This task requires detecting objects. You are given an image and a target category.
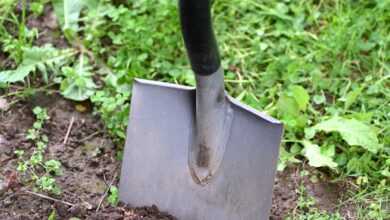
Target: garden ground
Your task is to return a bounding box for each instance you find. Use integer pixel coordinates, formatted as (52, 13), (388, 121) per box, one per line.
(0, 0), (389, 219)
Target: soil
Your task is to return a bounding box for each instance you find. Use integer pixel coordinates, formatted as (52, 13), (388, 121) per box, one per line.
(0, 93), (352, 220)
(0, 93), (175, 220)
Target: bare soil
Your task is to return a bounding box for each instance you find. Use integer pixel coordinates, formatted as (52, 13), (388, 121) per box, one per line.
(0, 93), (350, 220)
(0, 93), (174, 220)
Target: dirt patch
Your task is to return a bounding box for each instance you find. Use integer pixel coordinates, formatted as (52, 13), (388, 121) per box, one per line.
(271, 167), (300, 219)
(271, 166), (356, 220)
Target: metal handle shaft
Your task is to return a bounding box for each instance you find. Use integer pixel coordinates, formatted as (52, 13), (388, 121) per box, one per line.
(179, 0), (233, 185)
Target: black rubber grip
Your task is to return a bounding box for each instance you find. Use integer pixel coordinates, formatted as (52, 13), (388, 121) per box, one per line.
(179, 0), (220, 75)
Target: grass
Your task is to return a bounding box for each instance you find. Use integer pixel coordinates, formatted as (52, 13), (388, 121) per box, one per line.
(0, 0), (389, 218)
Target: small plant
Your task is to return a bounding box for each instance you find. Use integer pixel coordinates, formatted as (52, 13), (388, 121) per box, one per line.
(60, 55), (97, 101)
(15, 106), (62, 195)
(353, 182), (390, 220)
(47, 209), (57, 220)
(0, 45), (75, 84)
(286, 184), (343, 220)
(107, 185), (119, 206)
(91, 90), (129, 140)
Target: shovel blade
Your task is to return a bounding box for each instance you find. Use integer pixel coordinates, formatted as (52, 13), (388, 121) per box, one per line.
(119, 79), (283, 220)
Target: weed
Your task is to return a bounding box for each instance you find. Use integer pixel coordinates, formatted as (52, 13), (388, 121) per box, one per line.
(60, 55), (97, 101)
(347, 181), (390, 220)
(287, 184), (343, 220)
(91, 90), (129, 140)
(47, 208), (57, 220)
(0, 45), (76, 84)
(14, 106), (62, 195)
(107, 185), (119, 207)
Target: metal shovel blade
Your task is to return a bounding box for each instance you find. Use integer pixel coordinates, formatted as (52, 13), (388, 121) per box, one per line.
(119, 79), (283, 220)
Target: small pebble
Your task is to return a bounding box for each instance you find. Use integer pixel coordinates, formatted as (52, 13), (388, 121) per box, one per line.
(0, 178), (7, 196)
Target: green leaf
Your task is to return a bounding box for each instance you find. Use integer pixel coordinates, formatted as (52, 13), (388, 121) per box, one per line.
(289, 85), (310, 111)
(381, 168), (390, 177)
(346, 153), (375, 176)
(48, 209), (56, 220)
(313, 93), (326, 105)
(0, 66), (33, 83)
(32, 106), (43, 116)
(0, 70), (12, 82)
(0, 46), (74, 83)
(277, 144), (301, 171)
(344, 86), (363, 110)
(335, 153), (347, 166)
(60, 56), (96, 101)
(17, 162), (28, 172)
(304, 127), (316, 139)
(37, 175), (61, 195)
(313, 117), (381, 153)
(30, 2), (44, 16)
(45, 160), (62, 176)
(277, 93), (308, 128)
(107, 186), (119, 206)
(53, 0), (84, 32)
(14, 150), (25, 158)
(321, 144), (335, 157)
(30, 152), (43, 165)
(303, 141), (337, 168)
(277, 94), (298, 117)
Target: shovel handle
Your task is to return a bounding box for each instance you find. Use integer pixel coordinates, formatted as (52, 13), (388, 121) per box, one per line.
(179, 0), (220, 75)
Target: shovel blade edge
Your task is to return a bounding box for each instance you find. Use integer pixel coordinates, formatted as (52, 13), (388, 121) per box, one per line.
(119, 79), (283, 220)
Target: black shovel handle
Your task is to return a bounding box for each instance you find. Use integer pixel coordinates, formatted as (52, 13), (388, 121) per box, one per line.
(179, 0), (220, 75)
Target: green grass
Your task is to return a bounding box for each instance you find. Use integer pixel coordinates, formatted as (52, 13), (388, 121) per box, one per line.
(350, 183), (389, 220)
(0, 0), (389, 218)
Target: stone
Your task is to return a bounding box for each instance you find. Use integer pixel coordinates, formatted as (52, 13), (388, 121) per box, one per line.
(0, 178), (7, 196)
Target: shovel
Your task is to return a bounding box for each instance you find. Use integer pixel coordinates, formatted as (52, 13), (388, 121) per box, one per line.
(119, 0), (283, 219)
